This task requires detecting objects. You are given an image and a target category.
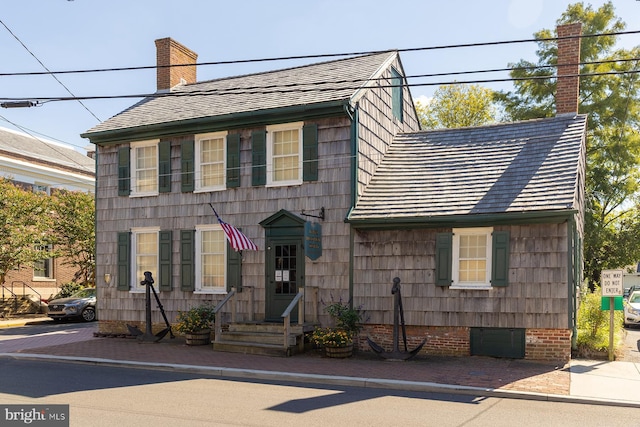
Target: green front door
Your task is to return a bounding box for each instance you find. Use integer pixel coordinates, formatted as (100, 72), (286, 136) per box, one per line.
(260, 209), (306, 323)
(265, 239), (302, 321)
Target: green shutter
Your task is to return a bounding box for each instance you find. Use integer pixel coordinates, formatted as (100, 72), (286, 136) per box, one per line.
(117, 232), (131, 290)
(118, 147), (130, 196)
(158, 140), (171, 193)
(180, 229), (195, 291)
(391, 68), (403, 123)
(227, 240), (242, 292)
(227, 133), (241, 188)
(491, 231), (510, 287)
(251, 130), (266, 186)
(181, 139), (195, 192)
(435, 232), (452, 287)
(159, 230), (172, 291)
(303, 124), (318, 182)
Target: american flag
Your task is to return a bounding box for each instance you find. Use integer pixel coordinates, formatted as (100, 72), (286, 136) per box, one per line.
(210, 205), (258, 252)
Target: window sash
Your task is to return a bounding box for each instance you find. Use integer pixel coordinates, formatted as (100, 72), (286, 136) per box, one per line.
(196, 225), (226, 293)
(131, 141), (159, 195)
(132, 228), (158, 291)
(267, 123), (302, 186)
(452, 228), (492, 288)
(196, 132), (226, 191)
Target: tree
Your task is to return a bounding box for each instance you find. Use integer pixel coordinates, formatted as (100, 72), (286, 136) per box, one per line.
(0, 178), (55, 287)
(495, 2), (640, 288)
(50, 189), (96, 286)
(415, 83), (498, 129)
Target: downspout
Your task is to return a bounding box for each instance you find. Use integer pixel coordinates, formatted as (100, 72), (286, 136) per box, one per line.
(345, 103), (358, 304)
(568, 215), (578, 350)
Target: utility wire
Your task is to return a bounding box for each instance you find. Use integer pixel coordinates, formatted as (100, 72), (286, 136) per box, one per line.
(0, 29), (638, 78)
(2, 68), (638, 104)
(0, 18), (101, 122)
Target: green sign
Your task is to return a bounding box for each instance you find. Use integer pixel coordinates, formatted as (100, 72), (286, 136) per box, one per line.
(601, 296), (623, 311)
(304, 222), (322, 260)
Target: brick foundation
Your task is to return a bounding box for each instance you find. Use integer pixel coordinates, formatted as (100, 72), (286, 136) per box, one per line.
(525, 328), (572, 362)
(357, 324), (572, 362)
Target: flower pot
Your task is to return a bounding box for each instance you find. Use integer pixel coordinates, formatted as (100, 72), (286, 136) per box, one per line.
(185, 329), (211, 346)
(325, 343), (353, 358)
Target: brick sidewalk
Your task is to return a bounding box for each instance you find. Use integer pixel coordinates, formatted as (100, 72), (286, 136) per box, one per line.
(9, 333), (570, 395)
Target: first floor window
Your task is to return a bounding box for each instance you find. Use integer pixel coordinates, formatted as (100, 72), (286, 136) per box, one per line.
(435, 228), (510, 288)
(452, 228), (492, 288)
(195, 225), (226, 293)
(34, 245), (54, 280)
(132, 227), (159, 291)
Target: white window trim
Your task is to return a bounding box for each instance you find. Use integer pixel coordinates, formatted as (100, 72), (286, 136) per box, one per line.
(195, 224), (227, 295)
(266, 122), (303, 187)
(130, 226), (160, 293)
(195, 131), (227, 192)
(451, 227), (492, 290)
(130, 139), (160, 197)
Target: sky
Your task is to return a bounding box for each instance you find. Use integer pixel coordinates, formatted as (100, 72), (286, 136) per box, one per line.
(0, 0), (639, 155)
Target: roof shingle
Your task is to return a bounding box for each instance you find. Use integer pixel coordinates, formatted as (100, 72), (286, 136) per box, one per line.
(348, 114), (587, 222)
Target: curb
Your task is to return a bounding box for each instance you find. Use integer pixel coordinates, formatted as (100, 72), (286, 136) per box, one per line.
(3, 352), (640, 409)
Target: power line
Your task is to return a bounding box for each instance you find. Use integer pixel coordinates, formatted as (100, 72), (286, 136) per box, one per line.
(2, 68), (638, 105)
(0, 18), (101, 122)
(0, 29), (638, 78)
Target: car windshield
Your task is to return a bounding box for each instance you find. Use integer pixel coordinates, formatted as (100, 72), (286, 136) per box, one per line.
(71, 288), (96, 299)
(629, 293), (640, 304)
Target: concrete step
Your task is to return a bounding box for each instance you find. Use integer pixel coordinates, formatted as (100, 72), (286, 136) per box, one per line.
(221, 330), (298, 346)
(212, 340), (298, 357)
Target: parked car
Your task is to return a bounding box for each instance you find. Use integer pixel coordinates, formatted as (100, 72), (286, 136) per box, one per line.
(623, 291), (640, 328)
(47, 287), (97, 322)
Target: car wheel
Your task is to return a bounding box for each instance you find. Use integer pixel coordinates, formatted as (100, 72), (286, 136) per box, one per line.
(81, 307), (96, 322)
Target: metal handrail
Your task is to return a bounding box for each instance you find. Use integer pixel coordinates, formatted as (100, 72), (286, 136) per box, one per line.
(15, 281), (41, 309)
(1, 285), (17, 301)
(213, 288), (237, 343)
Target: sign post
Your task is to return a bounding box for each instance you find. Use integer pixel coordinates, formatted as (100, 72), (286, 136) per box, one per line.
(601, 269), (623, 361)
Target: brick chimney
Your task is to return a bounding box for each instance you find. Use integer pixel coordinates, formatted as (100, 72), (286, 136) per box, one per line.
(556, 23), (582, 115)
(154, 38), (198, 91)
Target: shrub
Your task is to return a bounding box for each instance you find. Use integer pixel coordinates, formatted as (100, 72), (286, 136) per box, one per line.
(175, 304), (215, 334)
(576, 286), (623, 352)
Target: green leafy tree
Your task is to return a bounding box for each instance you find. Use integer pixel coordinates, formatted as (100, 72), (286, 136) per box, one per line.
(0, 178), (55, 287)
(495, 2), (640, 288)
(415, 83), (498, 129)
(50, 189), (96, 286)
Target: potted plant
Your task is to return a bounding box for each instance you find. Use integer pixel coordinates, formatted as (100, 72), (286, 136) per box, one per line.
(175, 304), (215, 346)
(311, 297), (365, 358)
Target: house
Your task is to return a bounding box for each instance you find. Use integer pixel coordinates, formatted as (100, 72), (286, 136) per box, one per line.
(347, 23), (586, 362)
(0, 127), (95, 302)
(83, 23), (585, 362)
(81, 39), (420, 342)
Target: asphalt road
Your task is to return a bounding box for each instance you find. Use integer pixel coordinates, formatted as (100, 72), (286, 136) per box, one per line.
(1, 358), (638, 427)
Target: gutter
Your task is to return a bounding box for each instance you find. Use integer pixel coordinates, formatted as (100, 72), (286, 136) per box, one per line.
(346, 209), (579, 230)
(82, 100), (349, 145)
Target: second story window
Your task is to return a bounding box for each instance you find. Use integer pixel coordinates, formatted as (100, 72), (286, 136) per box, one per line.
(196, 132), (226, 191)
(267, 122), (303, 186)
(131, 140), (158, 196)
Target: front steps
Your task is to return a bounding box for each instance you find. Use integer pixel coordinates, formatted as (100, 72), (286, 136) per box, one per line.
(0, 296), (45, 318)
(213, 322), (315, 357)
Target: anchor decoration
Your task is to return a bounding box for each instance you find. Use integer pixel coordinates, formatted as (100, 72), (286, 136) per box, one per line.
(367, 277), (426, 360)
(126, 271), (175, 342)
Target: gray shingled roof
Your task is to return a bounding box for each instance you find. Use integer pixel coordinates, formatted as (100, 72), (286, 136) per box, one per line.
(0, 127), (94, 175)
(84, 51), (397, 137)
(348, 114), (587, 222)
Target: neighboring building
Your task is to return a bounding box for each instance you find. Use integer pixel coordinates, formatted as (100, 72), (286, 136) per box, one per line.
(0, 127), (95, 301)
(83, 24), (585, 361)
